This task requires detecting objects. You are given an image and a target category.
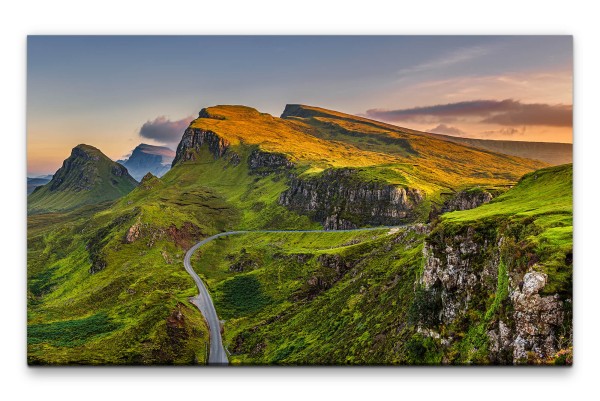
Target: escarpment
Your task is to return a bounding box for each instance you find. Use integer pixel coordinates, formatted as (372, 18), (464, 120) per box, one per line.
(441, 189), (493, 214)
(172, 128), (232, 165)
(248, 149), (294, 175)
(278, 168), (423, 230)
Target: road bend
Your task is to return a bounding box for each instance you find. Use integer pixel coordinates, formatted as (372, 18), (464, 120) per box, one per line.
(183, 226), (397, 365)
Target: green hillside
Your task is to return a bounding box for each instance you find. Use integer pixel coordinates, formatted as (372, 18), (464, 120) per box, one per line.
(28, 144), (138, 214)
(186, 164), (572, 364)
(27, 105), (571, 365)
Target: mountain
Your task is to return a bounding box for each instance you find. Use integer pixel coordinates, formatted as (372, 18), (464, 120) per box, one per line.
(28, 144), (138, 214)
(118, 143), (175, 181)
(27, 105), (571, 366)
(27, 175), (52, 195)
(426, 134), (572, 165)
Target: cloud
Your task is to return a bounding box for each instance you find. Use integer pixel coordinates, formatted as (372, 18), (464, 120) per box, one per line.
(397, 46), (489, 77)
(365, 99), (572, 127)
(429, 124), (468, 137)
(139, 116), (194, 145)
(480, 103), (572, 126)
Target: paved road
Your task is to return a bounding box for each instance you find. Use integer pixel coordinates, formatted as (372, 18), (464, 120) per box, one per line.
(183, 226), (396, 365)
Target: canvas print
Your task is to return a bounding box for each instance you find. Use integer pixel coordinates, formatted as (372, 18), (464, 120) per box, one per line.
(27, 36), (573, 366)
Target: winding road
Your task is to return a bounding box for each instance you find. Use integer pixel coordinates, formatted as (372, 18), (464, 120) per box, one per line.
(183, 227), (396, 365)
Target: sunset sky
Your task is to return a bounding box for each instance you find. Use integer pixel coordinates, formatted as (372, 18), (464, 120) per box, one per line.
(27, 36), (572, 176)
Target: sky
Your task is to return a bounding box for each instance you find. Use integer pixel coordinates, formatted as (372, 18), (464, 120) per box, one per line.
(27, 36), (573, 175)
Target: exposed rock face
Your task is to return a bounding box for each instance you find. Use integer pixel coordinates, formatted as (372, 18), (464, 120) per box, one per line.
(318, 253), (355, 276)
(440, 189), (493, 214)
(420, 225), (570, 364)
(248, 149), (294, 175)
(123, 220), (202, 249)
(226, 249), (259, 273)
(429, 189), (494, 220)
(124, 222), (142, 243)
(278, 168), (423, 229)
(172, 128), (232, 166)
(509, 272), (565, 363)
(421, 228), (498, 326)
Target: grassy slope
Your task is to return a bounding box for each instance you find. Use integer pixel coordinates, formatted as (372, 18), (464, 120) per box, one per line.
(28, 144), (138, 214)
(191, 227), (427, 364)
(27, 195), (210, 364)
(187, 164), (572, 365)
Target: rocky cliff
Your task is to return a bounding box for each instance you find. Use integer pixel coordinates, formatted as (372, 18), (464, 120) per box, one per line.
(278, 168), (423, 229)
(172, 127), (233, 166)
(440, 189), (493, 214)
(417, 221), (571, 364)
(247, 149), (294, 175)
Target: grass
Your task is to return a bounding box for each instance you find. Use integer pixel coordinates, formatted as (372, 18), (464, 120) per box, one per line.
(443, 164), (572, 223)
(215, 275), (273, 318)
(28, 312), (120, 347)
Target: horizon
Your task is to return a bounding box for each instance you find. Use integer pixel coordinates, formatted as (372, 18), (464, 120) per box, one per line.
(27, 36), (573, 175)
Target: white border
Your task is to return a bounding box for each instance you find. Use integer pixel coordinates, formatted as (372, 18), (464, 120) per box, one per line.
(3, 1), (598, 400)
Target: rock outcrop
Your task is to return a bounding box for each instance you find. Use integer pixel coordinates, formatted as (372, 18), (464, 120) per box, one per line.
(123, 220), (202, 249)
(172, 128), (232, 166)
(508, 271), (565, 363)
(278, 168), (423, 229)
(440, 189), (493, 214)
(248, 149), (294, 175)
(419, 223), (570, 364)
(429, 188), (494, 220)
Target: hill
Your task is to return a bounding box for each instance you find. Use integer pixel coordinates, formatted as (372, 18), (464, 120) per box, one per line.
(28, 144), (138, 214)
(118, 143), (175, 181)
(26, 105), (570, 365)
